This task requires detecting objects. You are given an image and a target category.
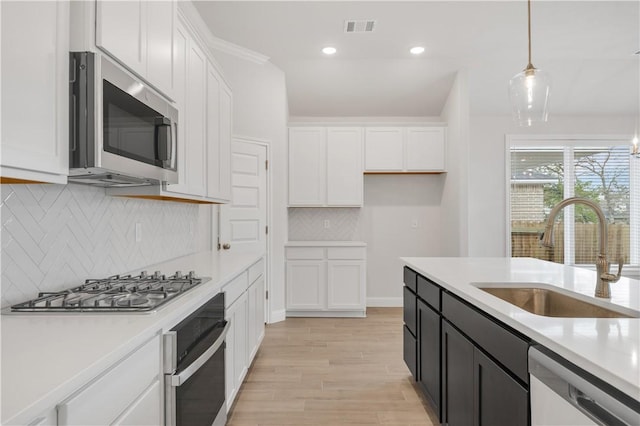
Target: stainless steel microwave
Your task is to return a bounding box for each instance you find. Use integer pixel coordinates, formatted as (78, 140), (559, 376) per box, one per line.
(69, 52), (178, 187)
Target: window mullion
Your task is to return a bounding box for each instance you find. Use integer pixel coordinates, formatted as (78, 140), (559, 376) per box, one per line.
(564, 146), (575, 265)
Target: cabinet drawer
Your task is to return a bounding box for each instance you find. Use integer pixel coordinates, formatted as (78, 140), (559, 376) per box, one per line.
(327, 247), (365, 260)
(58, 336), (160, 425)
(403, 286), (417, 335)
(417, 275), (440, 311)
(248, 258), (264, 284)
(403, 267), (417, 292)
(442, 292), (529, 383)
(286, 247), (324, 260)
(223, 272), (249, 307)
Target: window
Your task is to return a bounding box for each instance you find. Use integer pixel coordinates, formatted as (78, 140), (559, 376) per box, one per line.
(508, 137), (639, 272)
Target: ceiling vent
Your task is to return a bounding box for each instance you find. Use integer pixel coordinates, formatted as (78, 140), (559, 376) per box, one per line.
(344, 20), (376, 33)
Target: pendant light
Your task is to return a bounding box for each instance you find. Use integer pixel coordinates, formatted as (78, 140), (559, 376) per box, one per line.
(509, 0), (551, 126)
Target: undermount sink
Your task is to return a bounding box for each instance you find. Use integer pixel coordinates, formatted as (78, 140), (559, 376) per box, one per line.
(477, 286), (638, 318)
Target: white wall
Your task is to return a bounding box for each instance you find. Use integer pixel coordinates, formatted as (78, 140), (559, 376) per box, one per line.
(211, 51), (289, 322)
(468, 115), (636, 257)
(439, 70), (470, 256)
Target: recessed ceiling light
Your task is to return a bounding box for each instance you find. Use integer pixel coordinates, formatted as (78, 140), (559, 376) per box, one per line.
(322, 47), (337, 55)
(410, 46), (425, 55)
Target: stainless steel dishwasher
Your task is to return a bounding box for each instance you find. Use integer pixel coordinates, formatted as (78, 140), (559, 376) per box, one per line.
(529, 346), (640, 426)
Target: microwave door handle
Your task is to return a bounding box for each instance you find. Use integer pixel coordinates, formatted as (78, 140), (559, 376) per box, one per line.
(154, 116), (172, 165)
(170, 321), (230, 387)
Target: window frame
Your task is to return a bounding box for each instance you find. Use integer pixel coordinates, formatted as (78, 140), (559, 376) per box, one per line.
(505, 134), (639, 268)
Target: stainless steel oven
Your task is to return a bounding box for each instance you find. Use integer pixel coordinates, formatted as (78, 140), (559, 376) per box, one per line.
(164, 292), (228, 426)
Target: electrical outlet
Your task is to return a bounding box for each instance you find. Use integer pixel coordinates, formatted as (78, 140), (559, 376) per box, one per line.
(324, 220), (331, 229)
(135, 223), (142, 242)
(411, 220), (419, 229)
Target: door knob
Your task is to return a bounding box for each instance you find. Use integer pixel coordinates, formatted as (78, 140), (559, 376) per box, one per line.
(222, 243), (231, 250)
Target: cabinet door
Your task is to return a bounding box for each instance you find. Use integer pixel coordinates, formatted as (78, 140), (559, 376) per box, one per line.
(406, 127), (446, 171)
(442, 322), (474, 426)
(286, 261), (325, 310)
(327, 260), (365, 310)
(112, 380), (162, 426)
(164, 20), (188, 194)
(475, 349), (528, 426)
(364, 128), (403, 171)
(146, 0), (175, 97)
(418, 299), (441, 420)
(225, 292), (248, 409)
(403, 325), (418, 380)
(218, 83), (233, 201)
(326, 128), (363, 206)
(96, 0), (146, 77)
(206, 63), (222, 199)
(1, 0), (69, 183)
(288, 128), (325, 206)
(185, 41), (207, 196)
(247, 275), (266, 362)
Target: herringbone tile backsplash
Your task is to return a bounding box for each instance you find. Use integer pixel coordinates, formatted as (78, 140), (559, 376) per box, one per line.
(1, 184), (211, 308)
(288, 208), (362, 241)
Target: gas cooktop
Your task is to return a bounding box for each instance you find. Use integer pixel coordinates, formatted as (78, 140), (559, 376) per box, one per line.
(10, 271), (209, 313)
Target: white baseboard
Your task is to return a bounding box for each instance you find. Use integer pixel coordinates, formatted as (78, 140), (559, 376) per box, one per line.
(286, 310), (366, 318)
(366, 297), (402, 307)
(269, 309), (286, 324)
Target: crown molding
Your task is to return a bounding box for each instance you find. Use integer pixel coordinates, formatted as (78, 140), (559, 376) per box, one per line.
(178, 0), (270, 65)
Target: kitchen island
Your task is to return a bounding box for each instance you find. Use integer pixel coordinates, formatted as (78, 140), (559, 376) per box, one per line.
(402, 257), (640, 424)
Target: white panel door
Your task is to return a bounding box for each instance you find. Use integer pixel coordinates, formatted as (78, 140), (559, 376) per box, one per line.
(406, 127), (446, 171)
(219, 140), (267, 253)
(96, 0), (146, 77)
(327, 128), (363, 206)
(145, 0), (174, 97)
(185, 41), (207, 196)
(288, 128), (325, 205)
(1, 0), (69, 183)
(364, 128), (403, 171)
(327, 261), (366, 310)
(286, 261), (325, 310)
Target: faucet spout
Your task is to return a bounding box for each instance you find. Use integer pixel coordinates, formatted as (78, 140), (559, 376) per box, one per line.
(540, 197), (622, 298)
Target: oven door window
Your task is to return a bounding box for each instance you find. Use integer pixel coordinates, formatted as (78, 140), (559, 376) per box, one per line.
(102, 80), (171, 168)
(175, 343), (226, 426)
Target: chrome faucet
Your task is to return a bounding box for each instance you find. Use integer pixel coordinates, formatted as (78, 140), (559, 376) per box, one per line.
(540, 197), (623, 298)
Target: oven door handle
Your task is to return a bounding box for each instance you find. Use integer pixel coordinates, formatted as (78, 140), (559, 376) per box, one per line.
(170, 321), (230, 387)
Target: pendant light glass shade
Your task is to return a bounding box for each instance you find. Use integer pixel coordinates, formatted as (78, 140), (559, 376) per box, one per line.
(509, 0), (551, 126)
(509, 65), (551, 126)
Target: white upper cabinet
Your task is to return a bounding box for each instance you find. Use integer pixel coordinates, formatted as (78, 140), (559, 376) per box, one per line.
(288, 127), (363, 207)
(0, 0), (69, 184)
(326, 128), (363, 206)
(289, 128), (326, 206)
(207, 71), (232, 203)
(406, 127), (446, 172)
(364, 127), (447, 173)
(95, 0), (175, 99)
(364, 128), (404, 171)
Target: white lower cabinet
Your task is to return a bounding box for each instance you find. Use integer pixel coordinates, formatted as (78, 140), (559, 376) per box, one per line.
(286, 244), (366, 317)
(223, 257), (265, 410)
(57, 335), (162, 425)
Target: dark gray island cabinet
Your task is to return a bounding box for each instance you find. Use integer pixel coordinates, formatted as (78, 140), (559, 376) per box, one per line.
(403, 266), (530, 426)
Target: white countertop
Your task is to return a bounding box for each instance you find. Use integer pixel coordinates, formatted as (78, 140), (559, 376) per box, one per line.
(401, 257), (640, 402)
(286, 241), (366, 247)
(1, 250), (264, 425)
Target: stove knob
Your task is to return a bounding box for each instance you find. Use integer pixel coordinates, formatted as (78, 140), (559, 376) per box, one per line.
(175, 271), (183, 279)
(140, 271), (148, 278)
(153, 271), (162, 279)
(188, 271), (196, 279)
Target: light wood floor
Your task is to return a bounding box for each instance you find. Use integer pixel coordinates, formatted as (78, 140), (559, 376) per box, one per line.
(227, 308), (439, 426)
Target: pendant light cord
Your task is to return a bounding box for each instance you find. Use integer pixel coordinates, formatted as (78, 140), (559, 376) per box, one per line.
(527, 0), (533, 69)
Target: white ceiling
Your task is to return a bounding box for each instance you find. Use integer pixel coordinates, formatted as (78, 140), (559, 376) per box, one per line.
(193, 1), (640, 118)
